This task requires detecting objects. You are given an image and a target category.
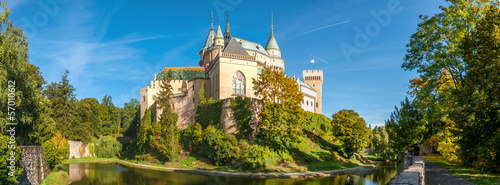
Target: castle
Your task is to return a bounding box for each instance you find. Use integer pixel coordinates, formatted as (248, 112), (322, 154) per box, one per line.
(140, 13), (323, 129)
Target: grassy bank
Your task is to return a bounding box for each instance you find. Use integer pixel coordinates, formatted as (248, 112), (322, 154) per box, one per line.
(424, 153), (500, 185)
(41, 171), (71, 185)
(64, 157), (119, 163)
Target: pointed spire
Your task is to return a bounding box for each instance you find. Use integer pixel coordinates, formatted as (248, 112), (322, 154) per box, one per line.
(225, 11), (231, 41)
(215, 15), (223, 39)
(202, 12), (215, 50)
(265, 11), (280, 50)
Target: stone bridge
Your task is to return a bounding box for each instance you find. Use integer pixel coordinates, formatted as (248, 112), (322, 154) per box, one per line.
(17, 146), (50, 185)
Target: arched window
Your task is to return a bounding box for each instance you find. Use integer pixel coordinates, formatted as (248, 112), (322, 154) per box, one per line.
(232, 71), (245, 95)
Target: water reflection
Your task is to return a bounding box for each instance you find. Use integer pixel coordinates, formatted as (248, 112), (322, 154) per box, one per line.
(66, 161), (397, 185)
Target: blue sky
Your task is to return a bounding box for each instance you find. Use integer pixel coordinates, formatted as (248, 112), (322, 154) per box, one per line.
(5, 0), (445, 127)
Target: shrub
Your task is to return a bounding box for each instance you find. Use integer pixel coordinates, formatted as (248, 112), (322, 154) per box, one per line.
(197, 126), (238, 166)
(134, 154), (159, 164)
(180, 123), (203, 152)
(436, 127), (460, 162)
(0, 135), (23, 184)
(302, 111), (332, 134)
(42, 131), (69, 169)
(196, 99), (224, 129)
(238, 141), (279, 170)
(96, 136), (122, 158)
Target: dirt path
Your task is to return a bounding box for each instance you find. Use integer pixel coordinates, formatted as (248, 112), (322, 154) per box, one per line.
(424, 158), (474, 185)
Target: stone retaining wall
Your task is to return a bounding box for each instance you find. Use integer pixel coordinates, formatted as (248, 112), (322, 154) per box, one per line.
(389, 154), (425, 185)
(17, 146), (50, 185)
(68, 140), (94, 159)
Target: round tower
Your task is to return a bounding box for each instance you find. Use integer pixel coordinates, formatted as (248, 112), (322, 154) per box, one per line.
(265, 12), (284, 71)
(214, 17), (224, 48)
(303, 69), (323, 114)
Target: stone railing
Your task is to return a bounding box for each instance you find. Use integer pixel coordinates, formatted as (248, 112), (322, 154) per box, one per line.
(221, 52), (256, 61)
(389, 154), (425, 185)
(18, 146), (50, 185)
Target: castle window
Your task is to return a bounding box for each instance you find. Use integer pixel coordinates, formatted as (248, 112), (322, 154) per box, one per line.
(316, 103), (318, 107)
(232, 71), (245, 95)
(313, 84), (315, 87)
(306, 100), (309, 106)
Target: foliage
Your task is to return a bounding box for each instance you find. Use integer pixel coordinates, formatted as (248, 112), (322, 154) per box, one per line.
(42, 131), (69, 169)
(0, 2), (51, 144)
(385, 98), (426, 153)
(0, 134), (22, 185)
(436, 126), (460, 162)
(238, 140), (279, 170)
(180, 123), (203, 152)
(96, 136), (122, 158)
(134, 154), (159, 164)
(230, 97), (253, 139)
(136, 108), (153, 155)
(76, 98), (101, 138)
(197, 126), (238, 166)
(302, 111), (332, 134)
(331, 109), (370, 158)
(402, 0), (500, 172)
(198, 81), (207, 104)
(371, 126), (395, 160)
(196, 99), (223, 129)
(152, 70), (180, 162)
(99, 95), (119, 135)
(121, 98), (141, 137)
(252, 68), (304, 151)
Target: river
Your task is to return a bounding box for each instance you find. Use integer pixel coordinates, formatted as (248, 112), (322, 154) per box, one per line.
(64, 161), (397, 185)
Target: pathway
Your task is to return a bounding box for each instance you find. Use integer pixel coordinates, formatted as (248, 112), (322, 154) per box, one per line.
(424, 158), (474, 185)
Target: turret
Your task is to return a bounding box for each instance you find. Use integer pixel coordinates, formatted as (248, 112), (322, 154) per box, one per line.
(214, 17), (224, 48)
(265, 12), (284, 71)
(200, 12), (215, 64)
(303, 69), (323, 114)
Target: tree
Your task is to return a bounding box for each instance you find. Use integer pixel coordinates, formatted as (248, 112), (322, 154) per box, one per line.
(455, 4), (500, 172)
(0, 2), (50, 144)
(372, 126), (395, 160)
(136, 108), (153, 155)
(0, 135), (22, 184)
(99, 95), (119, 135)
(331, 109), (370, 158)
(77, 98), (102, 138)
(401, 0), (500, 171)
(153, 70), (180, 161)
(43, 70), (83, 141)
(42, 131), (69, 169)
(121, 98), (141, 137)
(252, 68), (304, 151)
(385, 98), (426, 153)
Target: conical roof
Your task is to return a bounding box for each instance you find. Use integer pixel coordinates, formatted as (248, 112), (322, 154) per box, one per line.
(215, 25), (223, 39)
(265, 30), (280, 50)
(203, 26), (215, 49)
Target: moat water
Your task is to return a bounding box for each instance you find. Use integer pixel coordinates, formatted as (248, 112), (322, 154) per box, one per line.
(64, 161), (397, 185)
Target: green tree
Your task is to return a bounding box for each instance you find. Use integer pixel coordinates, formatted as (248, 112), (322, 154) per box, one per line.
(99, 95), (119, 135)
(153, 70), (180, 161)
(43, 70), (83, 141)
(121, 98), (141, 137)
(455, 4), (500, 172)
(385, 98), (426, 153)
(372, 126), (395, 159)
(0, 135), (22, 184)
(331, 109), (370, 158)
(252, 68), (304, 151)
(76, 98), (102, 138)
(136, 108), (153, 155)
(0, 2), (51, 144)
(42, 131), (69, 169)
(96, 136), (122, 158)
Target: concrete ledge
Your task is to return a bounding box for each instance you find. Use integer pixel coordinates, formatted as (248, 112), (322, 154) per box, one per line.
(389, 155), (425, 185)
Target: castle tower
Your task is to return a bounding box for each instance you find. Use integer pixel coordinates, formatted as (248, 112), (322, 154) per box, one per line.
(303, 69), (323, 114)
(200, 12), (215, 64)
(214, 17), (224, 48)
(265, 12), (284, 71)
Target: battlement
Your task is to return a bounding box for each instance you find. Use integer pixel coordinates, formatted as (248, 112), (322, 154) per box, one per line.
(303, 69), (323, 81)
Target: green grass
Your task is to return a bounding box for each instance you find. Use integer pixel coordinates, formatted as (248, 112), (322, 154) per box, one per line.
(424, 153), (500, 185)
(64, 157), (118, 163)
(361, 152), (379, 161)
(41, 171), (70, 185)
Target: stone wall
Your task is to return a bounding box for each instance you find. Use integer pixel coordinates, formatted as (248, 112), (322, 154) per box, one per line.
(389, 154), (425, 185)
(68, 140), (94, 159)
(17, 146), (50, 185)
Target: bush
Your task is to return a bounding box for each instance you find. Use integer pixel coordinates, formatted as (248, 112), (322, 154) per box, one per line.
(180, 123), (203, 152)
(197, 126), (238, 166)
(96, 136), (122, 158)
(42, 131), (69, 169)
(302, 111), (332, 134)
(437, 126), (460, 162)
(0, 135), (23, 185)
(134, 154), (159, 164)
(238, 141), (279, 170)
